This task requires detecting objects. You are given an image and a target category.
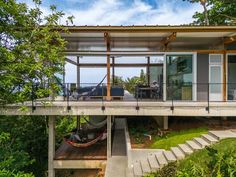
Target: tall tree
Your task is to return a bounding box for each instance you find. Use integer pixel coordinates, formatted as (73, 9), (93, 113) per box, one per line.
(183, 0), (236, 25)
(0, 0), (73, 104)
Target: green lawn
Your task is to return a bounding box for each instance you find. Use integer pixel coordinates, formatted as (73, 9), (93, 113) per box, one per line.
(150, 128), (208, 150)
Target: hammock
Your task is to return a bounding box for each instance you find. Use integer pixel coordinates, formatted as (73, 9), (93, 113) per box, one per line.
(84, 117), (107, 129)
(64, 130), (106, 148)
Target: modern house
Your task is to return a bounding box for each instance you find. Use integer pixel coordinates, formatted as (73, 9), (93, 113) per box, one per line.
(1, 26), (236, 177)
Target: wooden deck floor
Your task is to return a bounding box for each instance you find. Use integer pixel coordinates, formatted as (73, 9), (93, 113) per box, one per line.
(55, 140), (107, 160)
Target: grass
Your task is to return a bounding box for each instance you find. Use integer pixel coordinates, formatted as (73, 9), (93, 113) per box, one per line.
(150, 127), (208, 150)
(178, 138), (236, 171)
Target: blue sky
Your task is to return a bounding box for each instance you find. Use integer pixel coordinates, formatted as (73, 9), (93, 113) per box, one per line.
(18, 0), (203, 83)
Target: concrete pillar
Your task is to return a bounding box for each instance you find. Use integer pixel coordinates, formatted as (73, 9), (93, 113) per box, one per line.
(107, 115), (112, 158)
(153, 116), (168, 130)
(48, 116), (55, 177)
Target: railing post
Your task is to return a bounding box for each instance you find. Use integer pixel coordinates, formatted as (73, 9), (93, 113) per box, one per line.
(101, 83), (105, 111)
(136, 86), (139, 110)
(67, 83), (71, 111)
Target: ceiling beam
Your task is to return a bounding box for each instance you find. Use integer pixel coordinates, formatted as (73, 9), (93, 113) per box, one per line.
(161, 32), (177, 46)
(224, 35), (236, 45)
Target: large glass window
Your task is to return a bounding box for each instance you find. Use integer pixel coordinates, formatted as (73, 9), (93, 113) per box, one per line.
(227, 55), (236, 100)
(166, 55), (193, 100)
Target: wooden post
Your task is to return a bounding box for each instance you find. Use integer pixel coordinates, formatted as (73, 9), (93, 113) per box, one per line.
(104, 32), (111, 100)
(147, 57), (150, 85)
(48, 116), (55, 177)
(112, 57), (115, 85)
(223, 50), (227, 101)
(107, 115), (112, 158)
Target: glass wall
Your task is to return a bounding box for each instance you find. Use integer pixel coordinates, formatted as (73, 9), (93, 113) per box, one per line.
(227, 55), (236, 100)
(166, 55), (193, 100)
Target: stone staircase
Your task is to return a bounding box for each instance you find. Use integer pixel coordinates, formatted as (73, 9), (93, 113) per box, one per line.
(126, 130), (236, 177)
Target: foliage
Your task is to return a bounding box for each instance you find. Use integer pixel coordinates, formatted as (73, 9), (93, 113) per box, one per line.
(0, 115), (48, 177)
(184, 0), (236, 25)
(0, 0), (74, 104)
(150, 127), (208, 150)
(0, 169), (34, 177)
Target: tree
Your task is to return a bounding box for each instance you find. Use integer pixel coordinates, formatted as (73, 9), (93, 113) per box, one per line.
(183, 0), (236, 25)
(0, 0), (74, 104)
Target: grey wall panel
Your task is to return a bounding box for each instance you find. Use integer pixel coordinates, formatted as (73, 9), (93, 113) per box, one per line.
(197, 54), (209, 101)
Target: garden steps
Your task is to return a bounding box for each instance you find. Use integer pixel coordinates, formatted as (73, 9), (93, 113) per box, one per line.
(155, 153), (168, 168)
(193, 137), (210, 148)
(163, 151), (177, 162)
(129, 130), (236, 177)
(208, 130), (236, 140)
(170, 147), (185, 160)
(178, 144), (193, 155)
(140, 159), (151, 175)
(201, 134), (218, 144)
(147, 154), (160, 171)
(186, 140), (203, 150)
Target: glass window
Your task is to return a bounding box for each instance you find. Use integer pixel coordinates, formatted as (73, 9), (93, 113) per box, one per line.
(227, 55), (236, 100)
(166, 55), (193, 100)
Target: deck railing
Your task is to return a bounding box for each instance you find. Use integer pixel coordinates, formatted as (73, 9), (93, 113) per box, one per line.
(3, 82), (236, 112)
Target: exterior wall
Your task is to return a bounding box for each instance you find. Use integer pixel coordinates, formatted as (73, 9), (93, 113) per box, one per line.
(197, 53), (209, 101)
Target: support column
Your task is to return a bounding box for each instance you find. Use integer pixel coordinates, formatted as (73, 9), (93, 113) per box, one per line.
(163, 116), (168, 130)
(153, 116), (168, 130)
(48, 116), (55, 177)
(107, 115), (112, 158)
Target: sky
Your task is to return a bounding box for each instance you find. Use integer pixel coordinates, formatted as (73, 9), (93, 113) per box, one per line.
(18, 0), (203, 83)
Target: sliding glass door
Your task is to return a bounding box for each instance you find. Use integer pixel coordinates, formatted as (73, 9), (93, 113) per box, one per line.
(166, 55), (193, 100)
(209, 54), (223, 101)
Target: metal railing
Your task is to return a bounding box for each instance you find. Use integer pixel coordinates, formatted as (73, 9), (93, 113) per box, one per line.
(2, 82), (236, 113)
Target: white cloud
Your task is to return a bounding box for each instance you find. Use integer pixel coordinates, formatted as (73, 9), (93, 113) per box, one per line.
(60, 0), (203, 25)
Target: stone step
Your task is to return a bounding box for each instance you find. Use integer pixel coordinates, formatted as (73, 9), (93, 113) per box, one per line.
(147, 154), (160, 171)
(201, 134), (218, 144)
(155, 153), (168, 168)
(186, 140), (202, 150)
(193, 137), (209, 148)
(178, 144), (193, 155)
(140, 159), (151, 175)
(170, 147), (185, 160)
(133, 161), (143, 177)
(208, 130), (236, 140)
(163, 151), (177, 162)
(126, 168), (134, 177)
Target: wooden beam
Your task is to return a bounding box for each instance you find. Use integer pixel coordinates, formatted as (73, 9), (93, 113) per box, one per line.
(105, 32), (111, 100)
(161, 32), (177, 48)
(224, 35), (236, 45)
